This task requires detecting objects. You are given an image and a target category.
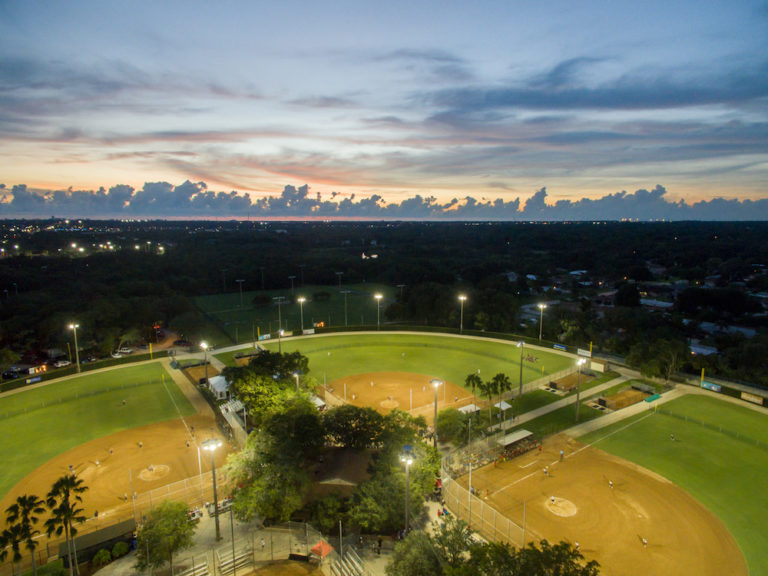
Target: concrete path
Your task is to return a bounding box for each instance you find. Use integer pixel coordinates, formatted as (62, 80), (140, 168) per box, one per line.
(489, 374), (629, 432)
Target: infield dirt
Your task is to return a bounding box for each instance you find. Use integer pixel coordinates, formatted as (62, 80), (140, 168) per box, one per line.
(455, 434), (746, 576)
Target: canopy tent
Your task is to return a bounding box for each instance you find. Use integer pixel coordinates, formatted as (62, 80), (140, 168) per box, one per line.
(496, 429), (533, 448)
(458, 404), (480, 414)
(310, 540), (333, 558)
(493, 400), (512, 411)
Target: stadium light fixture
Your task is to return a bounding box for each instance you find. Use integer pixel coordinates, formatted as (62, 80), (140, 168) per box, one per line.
(458, 295), (467, 334)
(537, 303), (547, 342)
(202, 438), (223, 541)
(297, 296), (306, 332)
(201, 341), (209, 383)
(375, 294), (383, 330)
(68, 323), (81, 373)
(431, 379), (442, 447)
(400, 453), (414, 532)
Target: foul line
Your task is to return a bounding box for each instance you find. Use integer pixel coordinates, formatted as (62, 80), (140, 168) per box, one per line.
(491, 411), (657, 497)
(161, 376), (194, 439)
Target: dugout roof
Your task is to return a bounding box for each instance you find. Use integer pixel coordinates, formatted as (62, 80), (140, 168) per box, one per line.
(496, 429), (533, 447)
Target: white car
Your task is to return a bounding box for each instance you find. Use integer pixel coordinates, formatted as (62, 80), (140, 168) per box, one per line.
(53, 359), (71, 368)
(118, 347), (133, 354)
(111, 352), (123, 358)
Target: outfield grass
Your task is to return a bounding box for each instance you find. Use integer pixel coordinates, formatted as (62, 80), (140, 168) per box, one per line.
(218, 333), (574, 391)
(580, 394), (768, 576)
(196, 283), (394, 342)
(0, 363), (194, 499)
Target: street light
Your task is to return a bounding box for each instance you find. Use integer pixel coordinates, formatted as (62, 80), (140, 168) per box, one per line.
(431, 379), (442, 448)
(575, 358), (587, 423)
(201, 341), (209, 384)
(458, 295), (467, 334)
(202, 438), (223, 541)
(68, 323), (81, 373)
(297, 297), (306, 333)
(400, 453), (413, 532)
(374, 293), (383, 330)
(537, 303), (547, 342)
(278, 329), (284, 354)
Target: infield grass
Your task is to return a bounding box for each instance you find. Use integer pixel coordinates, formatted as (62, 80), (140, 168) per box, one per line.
(0, 363), (194, 499)
(218, 333), (573, 389)
(580, 394), (768, 576)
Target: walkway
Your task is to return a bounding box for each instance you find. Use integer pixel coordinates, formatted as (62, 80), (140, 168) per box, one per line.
(489, 374), (629, 432)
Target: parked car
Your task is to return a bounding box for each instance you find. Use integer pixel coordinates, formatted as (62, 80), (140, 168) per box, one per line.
(2, 370), (20, 380)
(111, 352), (123, 358)
(82, 355), (97, 363)
(118, 347), (133, 354)
(53, 359), (71, 368)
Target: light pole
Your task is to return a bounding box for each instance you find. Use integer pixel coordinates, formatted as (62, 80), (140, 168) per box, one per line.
(374, 293), (383, 330)
(202, 438), (223, 541)
(201, 341), (209, 383)
(458, 295), (467, 334)
(335, 271), (344, 288)
(273, 296), (285, 332)
(400, 453), (413, 532)
(293, 371), (300, 391)
(69, 323), (81, 373)
(236, 279), (244, 307)
(575, 358), (586, 423)
(431, 379), (442, 448)
(297, 297), (306, 332)
(288, 275), (296, 294)
(517, 340), (524, 397)
(538, 303), (547, 343)
(341, 290), (350, 327)
(278, 329), (284, 354)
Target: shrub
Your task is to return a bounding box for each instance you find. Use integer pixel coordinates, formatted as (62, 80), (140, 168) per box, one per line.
(92, 549), (112, 567)
(112, 541), (130, 558)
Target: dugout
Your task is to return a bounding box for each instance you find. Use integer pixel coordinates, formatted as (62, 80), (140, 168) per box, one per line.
(496, 429), (537, 458)
(60, 519), (136, 566)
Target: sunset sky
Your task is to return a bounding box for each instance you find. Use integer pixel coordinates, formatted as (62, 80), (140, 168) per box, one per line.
(1, 1), (767, 219)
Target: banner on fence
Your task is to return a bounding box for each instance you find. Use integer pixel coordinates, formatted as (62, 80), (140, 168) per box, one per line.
(702, 381), (722, 392)
(741, 391), (764, 406)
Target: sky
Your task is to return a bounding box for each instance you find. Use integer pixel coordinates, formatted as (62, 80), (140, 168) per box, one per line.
(1, 0), (767, 220)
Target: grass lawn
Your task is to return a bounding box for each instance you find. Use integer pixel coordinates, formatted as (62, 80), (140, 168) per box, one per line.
(579, 394), (768, 576)
(196, 283), (395, 342)
(217, 333), (574, 390)
(0, 363), (194, 499)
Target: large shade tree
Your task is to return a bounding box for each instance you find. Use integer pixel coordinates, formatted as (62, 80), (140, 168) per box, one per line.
(134, 500), (196, 574)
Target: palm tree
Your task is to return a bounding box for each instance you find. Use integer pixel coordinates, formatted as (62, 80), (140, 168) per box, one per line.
(0, 494), (46, 576)
(45, 475), (88, 576)
(492, 373), (513, 421)
(477, 378), (498, 422)
(464, 373), (482, 408)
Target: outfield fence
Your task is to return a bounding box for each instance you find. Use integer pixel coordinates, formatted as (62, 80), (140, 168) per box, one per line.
(656, 407), (768, 451)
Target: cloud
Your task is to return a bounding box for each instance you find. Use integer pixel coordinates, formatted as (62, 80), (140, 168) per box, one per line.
(1, 181), (766, 221)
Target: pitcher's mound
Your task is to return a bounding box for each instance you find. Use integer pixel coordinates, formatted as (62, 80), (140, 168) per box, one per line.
(380, 399), (399, 409)
(139, 464), (170, 481)
(547, 497), (577, 517)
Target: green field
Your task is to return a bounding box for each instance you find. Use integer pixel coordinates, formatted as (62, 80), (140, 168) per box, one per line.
(196, 283), (396, 343)
(217, 333), (574, 389)
(0, 363), (194, 498)
(580, 394), (768, 576)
